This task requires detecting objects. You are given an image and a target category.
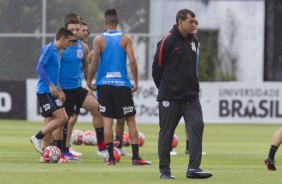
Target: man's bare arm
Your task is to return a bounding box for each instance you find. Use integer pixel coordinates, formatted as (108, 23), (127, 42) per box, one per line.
(82, 43), (89, 81)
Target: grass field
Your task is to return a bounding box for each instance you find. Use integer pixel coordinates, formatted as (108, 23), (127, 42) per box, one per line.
(1, 120), (282, 184)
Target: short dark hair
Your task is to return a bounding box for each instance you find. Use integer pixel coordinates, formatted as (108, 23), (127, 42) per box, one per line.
(176, 9), (195, 25)
(55, 28), (73, 40)
(80, 20), (88, 26)
(104, 9), (119, 25)
(64, 19), (81, 28)
(64, 13), (80, 24)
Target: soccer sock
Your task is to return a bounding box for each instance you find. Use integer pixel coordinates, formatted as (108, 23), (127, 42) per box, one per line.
(62, 122), (68, 152)
(115, 136), (123, 149)
(131, 144), (139, 160)
(106, 142), (115, 161)
(186, 140), (189, 151)
(269, 145), (278, 160)
(96, 127), (104, 146)
(35, 130), (45, 139)
(52, 140), (62, 151)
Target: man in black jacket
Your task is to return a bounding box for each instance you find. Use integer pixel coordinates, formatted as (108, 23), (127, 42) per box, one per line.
(152, 9), (212, 180)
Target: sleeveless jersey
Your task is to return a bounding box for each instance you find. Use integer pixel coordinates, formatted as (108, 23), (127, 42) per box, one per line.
(36, 42), (60, 93)
(95, 30), (132, 88)
(60, 40), (84, 89)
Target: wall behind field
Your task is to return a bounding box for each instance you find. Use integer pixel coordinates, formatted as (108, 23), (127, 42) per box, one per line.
(149, 0), (265, 82)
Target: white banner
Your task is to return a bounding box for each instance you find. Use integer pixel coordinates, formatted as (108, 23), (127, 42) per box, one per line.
(27, 79), (282, 124)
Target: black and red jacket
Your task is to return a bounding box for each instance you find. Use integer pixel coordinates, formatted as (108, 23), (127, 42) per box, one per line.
(152, 25), (199, 103)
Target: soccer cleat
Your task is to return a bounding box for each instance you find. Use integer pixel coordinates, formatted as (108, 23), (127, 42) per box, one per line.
(59, 154), (70, 163)
(40, 156), (45, 163)
(160, 172), (176, 179)
(186, 168), (212, 179)
(113, 141), (120, 147)
(30, 135), (43, 154)
(69, 147), (82, 156)
(62, 151), (80, 161)
(105, 157), (116, 165)
(132, 158), (152, 165)
(170, 149), (178, 156)
(264, 157), (277, 171)
(97, 149), (108, 158)
(117, 148), (131, 156)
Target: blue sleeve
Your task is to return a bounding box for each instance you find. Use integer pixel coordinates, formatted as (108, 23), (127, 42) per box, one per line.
(36, 46), (53, 85)
(36, 62), (52, 85)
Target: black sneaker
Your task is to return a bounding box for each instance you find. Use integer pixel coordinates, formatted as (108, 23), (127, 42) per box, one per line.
(160, 172), (175, 179)
(186, 168), (212, 179)
(264, 157), (276, 171)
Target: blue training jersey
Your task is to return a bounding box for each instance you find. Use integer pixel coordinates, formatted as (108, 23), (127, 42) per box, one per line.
(36, 42), (60, 93)
(95, 30), (132, 88)
(60, 40), (84, 89)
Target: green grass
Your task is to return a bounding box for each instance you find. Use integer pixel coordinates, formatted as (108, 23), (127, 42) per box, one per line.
(1, 120), (282, 183)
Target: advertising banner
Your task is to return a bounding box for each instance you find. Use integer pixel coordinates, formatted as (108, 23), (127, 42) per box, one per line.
(0, 81), (26, 119)
(26, 79), (282, 124)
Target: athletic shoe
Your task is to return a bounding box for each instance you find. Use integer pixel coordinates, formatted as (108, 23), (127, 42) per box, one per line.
(186, 168), (212, 179)
(132, 158), (152, 165)
(62, 151), (80, 161)
(170, 150), (178, 156)
(105, 158), (116, 165)
(97, 141), (120, 157)
(117, 148), (131, 156)
(97, 149), (108, 158)
(264, 157), (277, 171)
(59, 154), (70, 163)
(160, 172), (175, 179)
(40, 156), (45, 163)
(30, 135), (43, 154)
(113, 141), (120, 147)
(69, 147), (82, 156)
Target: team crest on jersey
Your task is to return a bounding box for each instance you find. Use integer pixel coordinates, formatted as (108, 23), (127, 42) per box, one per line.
(76, 49), (83, 58)
(190, 42), (196, 52)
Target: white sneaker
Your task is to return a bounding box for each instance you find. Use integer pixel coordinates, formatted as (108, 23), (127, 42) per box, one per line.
(40, 156), (45, 163)
(170, 150), (178, 156)
(30, 135), (43, 154)
(97, 149), (108, 158)
(69, 147), (82, 156)
(117, 148), (131, 156)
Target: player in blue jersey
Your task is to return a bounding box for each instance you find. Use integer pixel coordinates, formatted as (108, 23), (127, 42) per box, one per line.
(55, 19), (111, 160)
(30, 28), (73, 157)
(87, 9), (151, 165)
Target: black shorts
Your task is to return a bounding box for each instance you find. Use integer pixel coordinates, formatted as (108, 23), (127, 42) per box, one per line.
(74, 105), (80, 115)
(97, 85), (136, 119)
(37, 93), (64, 117)
(63, 87), (88, 116)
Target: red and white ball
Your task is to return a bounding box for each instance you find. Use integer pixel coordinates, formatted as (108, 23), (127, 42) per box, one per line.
(138, 132), (145, 147)
(42, 146), (61, 163)
(113, 147), (121, 162)
(82, 130), (97, 145)
(71, 129), (84, 145)
(122, 132), (130, 146)
(172, 134), (179, 148)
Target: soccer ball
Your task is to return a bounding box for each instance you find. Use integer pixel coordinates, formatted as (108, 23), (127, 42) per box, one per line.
(138, 132), (145, 147)
(113, 147), (121, 162)
(82, 130), (97, 145)
(172, 134), (179, 148)
(71, 129), (84, 145)
(42, 146), (61, 163)
(122, 132), (130, 146)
